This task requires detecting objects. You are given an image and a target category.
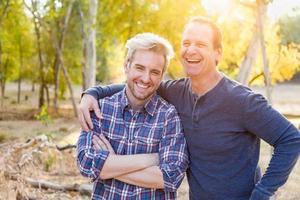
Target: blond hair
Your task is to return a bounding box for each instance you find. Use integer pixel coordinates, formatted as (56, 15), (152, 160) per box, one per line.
(125, 33), (174, 72)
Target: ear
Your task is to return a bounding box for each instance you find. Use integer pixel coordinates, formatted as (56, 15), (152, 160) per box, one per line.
(215, 48), (223, 65)
(124, 59), (130, 73)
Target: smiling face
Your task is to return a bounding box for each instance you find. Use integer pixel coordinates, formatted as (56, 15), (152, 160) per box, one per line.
(125, 49), (165, 107)
(180, 22), (222, 79)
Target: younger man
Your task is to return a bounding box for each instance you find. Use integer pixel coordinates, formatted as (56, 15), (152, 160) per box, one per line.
(76, 33), (189, 200)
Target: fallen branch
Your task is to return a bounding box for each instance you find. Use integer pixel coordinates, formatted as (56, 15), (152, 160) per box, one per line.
(56, 144), (76, 151)
(5, 171), (92, 196)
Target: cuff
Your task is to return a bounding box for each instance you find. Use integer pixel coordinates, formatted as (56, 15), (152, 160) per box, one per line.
(91, 150), (110, 181)
(250, 187), (272, 200)
(160, 163), (183, 192)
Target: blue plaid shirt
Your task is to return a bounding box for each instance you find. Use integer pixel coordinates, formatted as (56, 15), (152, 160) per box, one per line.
(77, 88), (189, 200)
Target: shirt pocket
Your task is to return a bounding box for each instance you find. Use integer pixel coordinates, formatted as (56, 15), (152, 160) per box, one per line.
(134, 126), (162, 154)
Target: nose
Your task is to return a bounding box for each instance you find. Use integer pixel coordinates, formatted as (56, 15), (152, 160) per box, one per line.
(141, 71), (151, 83)
(186, 44), (198, 55)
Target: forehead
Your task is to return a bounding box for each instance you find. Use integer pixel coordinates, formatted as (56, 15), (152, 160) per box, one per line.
(131, 49), (165, 71)
(182, 22), (214, 43)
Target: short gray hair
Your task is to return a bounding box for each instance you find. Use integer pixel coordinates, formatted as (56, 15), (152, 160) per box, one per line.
(125, 33), (174, 72)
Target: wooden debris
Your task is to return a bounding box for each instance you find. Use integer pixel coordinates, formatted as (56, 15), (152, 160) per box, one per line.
(5, 171), (92, 196)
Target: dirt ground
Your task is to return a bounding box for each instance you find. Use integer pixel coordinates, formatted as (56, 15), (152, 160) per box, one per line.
(0, 82), (300, 199)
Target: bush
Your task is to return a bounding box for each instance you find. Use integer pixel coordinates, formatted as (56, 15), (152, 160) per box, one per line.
(35, 105), (52, 126)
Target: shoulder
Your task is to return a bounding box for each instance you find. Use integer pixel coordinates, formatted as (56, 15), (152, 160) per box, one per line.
(157, 78), (190, 104)
(160, 78), (189, 91)
(220, 77), (260, 105)
(99, 90), (123, 106)
(154, 94), (180, 119)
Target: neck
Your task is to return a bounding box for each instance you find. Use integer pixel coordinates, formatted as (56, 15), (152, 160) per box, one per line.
(125, 87), (147, 112)
(190, 70), (223, 96)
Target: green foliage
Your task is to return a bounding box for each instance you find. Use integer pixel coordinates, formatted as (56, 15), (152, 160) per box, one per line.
(35, 105), (53, 125)
(278, 10), (300, 45)
(43, 150), (57, 172)
(0, 132), (7, 143)
(1, 0), (300, 109)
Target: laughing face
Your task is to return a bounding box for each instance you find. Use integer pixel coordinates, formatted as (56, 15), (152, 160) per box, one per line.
(125, 49), (165, 107)
(180, 22), (222, 79)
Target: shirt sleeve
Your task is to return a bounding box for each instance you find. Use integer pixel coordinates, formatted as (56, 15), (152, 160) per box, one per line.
(242, 92), (300, 199)
(84, 84), (125, 99)
(159, 107), (189, 192)
(76, 115), (110, 182)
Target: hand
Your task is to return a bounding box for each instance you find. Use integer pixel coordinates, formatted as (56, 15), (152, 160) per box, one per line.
(92, 134), (115, 155)
(78, 94), (102, 131)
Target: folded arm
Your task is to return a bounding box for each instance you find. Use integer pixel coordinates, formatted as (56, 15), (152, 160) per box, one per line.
(76, 131), (158, 181)
(116, 109), (189, 191)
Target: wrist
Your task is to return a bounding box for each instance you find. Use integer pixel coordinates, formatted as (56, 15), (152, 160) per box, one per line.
(250, 187), (272, 200)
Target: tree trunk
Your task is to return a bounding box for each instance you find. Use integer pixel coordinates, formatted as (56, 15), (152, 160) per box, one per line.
(236, 31), (260, 85)
(78, 2), (87, 91)
(31, 82), (35, 92)
(0, 0), (9, 25)
(83, 0), (98, 89)
(53, 0), (74, 112)
(34, 18), (45, 109)
(0, 58), (9, 107)
(23, 0), (46, 109)
(45, 84), (50, 106)
(17, 38), (24, 103)
(49, 0), (77, 117)
(53, 56), (60, 110)
(257, 0), (272, 103)
(61, 61), (78, 117)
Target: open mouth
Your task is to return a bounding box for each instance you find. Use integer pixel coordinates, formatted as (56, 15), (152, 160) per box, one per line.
(186, 58), (202, 64)
(136, 82), (150, 89)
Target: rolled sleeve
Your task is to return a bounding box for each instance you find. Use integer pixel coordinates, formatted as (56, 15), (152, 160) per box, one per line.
(76, 131), (110, 181)
(250, 187), (272, 200)
(159, 108), (189, 192)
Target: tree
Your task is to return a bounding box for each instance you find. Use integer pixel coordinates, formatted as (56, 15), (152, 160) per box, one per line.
(24, 0), (48, 109)
(82, 0), (97, 90)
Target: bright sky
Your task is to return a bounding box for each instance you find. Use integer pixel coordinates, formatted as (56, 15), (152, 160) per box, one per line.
(201, 0), (300, 21)
(268, 0), (300, 20)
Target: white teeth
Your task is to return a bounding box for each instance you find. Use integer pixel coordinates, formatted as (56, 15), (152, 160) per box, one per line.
(136, 83), (148, 89)
(187, 59), (201, 62)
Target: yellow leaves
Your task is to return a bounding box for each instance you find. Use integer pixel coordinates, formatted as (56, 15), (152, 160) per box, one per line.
(270, 44), (300, 83)
(250, 24), (300, 85)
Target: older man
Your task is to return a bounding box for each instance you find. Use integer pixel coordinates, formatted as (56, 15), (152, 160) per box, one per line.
(77, 33), (189, 200)
(79, 17), (300, 200)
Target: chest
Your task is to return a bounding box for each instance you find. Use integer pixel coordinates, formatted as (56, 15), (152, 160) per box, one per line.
(100, 108), (164, 154)
(176, 95), (247, 155)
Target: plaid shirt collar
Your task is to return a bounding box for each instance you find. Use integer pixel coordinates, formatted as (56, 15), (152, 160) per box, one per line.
(120, 87), (158, 117)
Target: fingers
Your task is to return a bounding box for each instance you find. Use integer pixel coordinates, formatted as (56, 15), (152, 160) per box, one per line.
(78, 109), (90, 132)
(83, 107), (93, 130)
(99, 134), (115, 154)
(93, 105), (103, 119)
(79, 94), (103, 130)
(92, 135), (107, 151)
(89, 95), (102, 119)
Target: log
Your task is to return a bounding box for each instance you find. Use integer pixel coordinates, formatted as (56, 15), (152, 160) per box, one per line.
(5, 171), (92, 196)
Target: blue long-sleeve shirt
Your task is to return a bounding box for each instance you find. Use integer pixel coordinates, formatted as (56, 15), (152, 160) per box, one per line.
(85, 76), (300, 200)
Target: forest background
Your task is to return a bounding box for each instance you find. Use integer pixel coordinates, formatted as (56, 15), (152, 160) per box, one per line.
(0, 0), (300, 199)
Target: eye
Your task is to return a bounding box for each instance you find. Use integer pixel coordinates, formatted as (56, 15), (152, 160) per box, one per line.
(196, 42), (206, 48)
(151, 70), (161, 76)
(182, 41), (190, 47)
(135, 65), (144, 71)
